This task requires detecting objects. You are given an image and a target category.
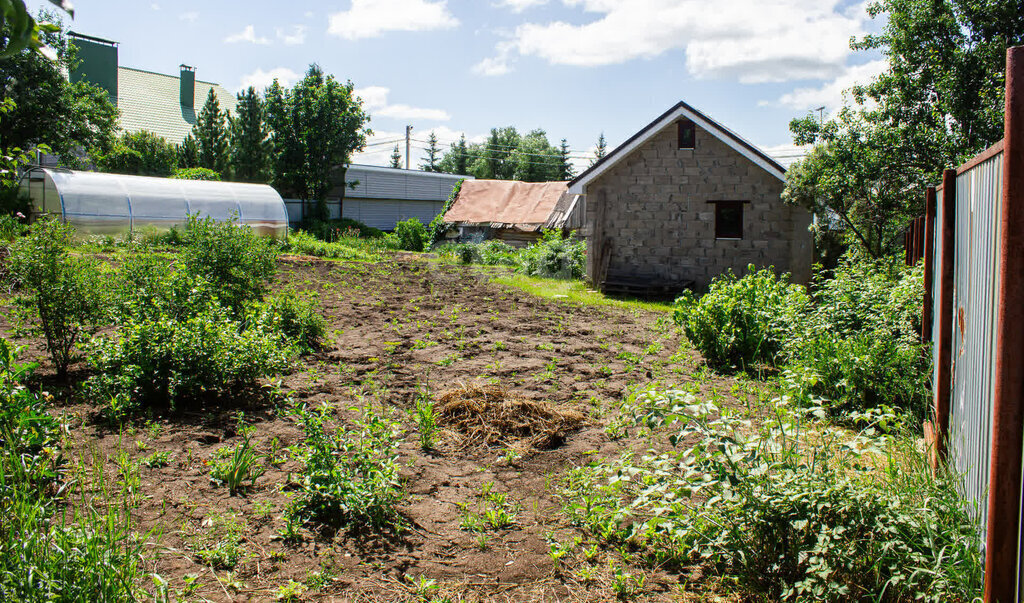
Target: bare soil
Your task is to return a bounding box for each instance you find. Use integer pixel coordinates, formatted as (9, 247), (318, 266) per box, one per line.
(2, 256), (750, 602)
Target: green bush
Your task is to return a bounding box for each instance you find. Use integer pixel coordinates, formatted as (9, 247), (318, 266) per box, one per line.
(562, 391), (983, 602)
(249, 292), (325, 353)
(787, 254), (929, 419)
(94, 130), (177, 177)
(179, 214), (277, 313)
(288, 405), (404, 530)
(171, 167), (221, 181)
(89, 264), (289, 414)
(6, 218), (104, 379)
(436, 240), (518, 267)
(516, 229), (585, 279)
(385, 217), (427, 252)
(673, 266), (808, 371)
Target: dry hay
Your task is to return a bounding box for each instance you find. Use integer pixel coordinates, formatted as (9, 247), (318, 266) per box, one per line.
(436, 382), (588, 450)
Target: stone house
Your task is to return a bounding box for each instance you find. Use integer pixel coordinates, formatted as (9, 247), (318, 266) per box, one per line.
(569, 101), (812, 295)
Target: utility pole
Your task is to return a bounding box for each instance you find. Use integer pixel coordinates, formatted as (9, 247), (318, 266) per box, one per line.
(405, 125), (413, 170)
(815, 106), (825, 127)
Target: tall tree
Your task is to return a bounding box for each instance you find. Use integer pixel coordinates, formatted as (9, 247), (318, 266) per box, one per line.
(437, 134), (469, 175)
(389, 143), (402, 168)
(193, 89), (230, 177)
(229, 86), (271, 182)
(482, 126), (520, 180)
(0, 10), (117, 165)
(420, 132), (441, 172)
(557, 138), (575, 181)
(177, 134), (200, 168)
(783, 0), (1024, 258)
(590, 132), (607, 166)
(266, 64), (370, 220)
(511, 128), (560, 182)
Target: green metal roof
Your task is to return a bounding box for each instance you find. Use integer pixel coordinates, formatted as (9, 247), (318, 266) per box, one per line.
(117, 67), (238, 144)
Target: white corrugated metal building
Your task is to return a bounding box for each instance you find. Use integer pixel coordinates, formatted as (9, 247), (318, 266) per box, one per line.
(284, 165), (471, 230)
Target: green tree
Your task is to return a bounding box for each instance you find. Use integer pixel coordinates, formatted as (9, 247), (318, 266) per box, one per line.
(477, 126), (519, 180)
(783, 0), (1024, 258)
(177, 134), (200, 168)
(193, 89), (230, 177)
(0, 10), (118, 164)
(590, 132), (607, 166)
(437, 133), (469, 175)
(0, 0), (70, 58)
(266, 65), (370, 220)
(229, 86), (271, 182)
(420, 132), (441, 172)
(557, 138), (575, 181)
(94, 130), (177, 176)
(512, 128), (560, 182)
(389, 143), (402, 168)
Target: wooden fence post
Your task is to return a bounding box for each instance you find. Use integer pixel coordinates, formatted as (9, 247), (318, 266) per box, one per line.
(985, 44), (1024, 603)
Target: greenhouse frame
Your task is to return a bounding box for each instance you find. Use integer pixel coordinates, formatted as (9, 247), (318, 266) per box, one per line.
(19, 168), (289, 239)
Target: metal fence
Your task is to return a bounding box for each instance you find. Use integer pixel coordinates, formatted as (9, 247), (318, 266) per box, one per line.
(925, 45), (1024, 603)
(947, 149), (1004, 540)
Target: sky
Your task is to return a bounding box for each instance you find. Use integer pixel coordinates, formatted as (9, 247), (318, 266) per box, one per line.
(28, 0), (887, 172)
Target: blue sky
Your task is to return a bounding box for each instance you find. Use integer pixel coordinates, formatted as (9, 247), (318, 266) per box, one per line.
(29, 0), (886, 170)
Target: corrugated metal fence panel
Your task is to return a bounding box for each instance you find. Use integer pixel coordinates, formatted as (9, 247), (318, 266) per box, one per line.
(343, 199), (444, 230)
(932, 191), (943, 398)
(345, 166), (464, 201)
(949, 151), (1004, 540)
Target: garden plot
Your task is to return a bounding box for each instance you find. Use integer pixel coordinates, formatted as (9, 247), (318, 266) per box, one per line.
(1, 253), (761, 601)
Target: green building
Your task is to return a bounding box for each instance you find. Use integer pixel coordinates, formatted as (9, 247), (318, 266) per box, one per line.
(67, 31), (237, 144)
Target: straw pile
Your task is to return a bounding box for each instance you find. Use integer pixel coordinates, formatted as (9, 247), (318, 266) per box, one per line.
(436, 382), (588, 450)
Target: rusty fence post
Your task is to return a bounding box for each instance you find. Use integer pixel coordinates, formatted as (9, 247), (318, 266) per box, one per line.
(922, 187), (936, 342)
(934, 170), (956, 467)
(984, 44), (1024, 603)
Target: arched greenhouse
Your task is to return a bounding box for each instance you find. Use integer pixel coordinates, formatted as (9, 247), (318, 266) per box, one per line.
(19, 168), (289, 239)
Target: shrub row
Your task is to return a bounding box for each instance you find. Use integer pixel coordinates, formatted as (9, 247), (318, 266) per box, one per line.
(672, 253), (929, 418)
(436, 229), (586, 280)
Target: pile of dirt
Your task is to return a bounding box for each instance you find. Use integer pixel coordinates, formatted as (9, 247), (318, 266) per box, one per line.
(436, 381), (589, 450)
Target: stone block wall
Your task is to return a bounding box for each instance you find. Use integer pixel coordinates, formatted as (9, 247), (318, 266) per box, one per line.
(584, 122), (812, 291)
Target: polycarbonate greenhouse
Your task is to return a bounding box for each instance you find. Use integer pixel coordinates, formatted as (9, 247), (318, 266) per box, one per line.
(20, 168), (289, 239)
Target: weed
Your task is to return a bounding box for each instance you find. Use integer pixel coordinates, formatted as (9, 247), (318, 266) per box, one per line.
(209, 425), (265, 493)
(276, 579), (306, 602)
(142, 450), (173, 468)
(415, 396), (439, 450)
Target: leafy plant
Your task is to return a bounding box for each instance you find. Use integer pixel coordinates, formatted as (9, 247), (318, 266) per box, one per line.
(515, 229), (585, 280)
(287, 405), (404, 530)
(179, 213), (277, 313)
(171, 167), (221, 181)
(385, 217), (427, 252)
(6, 218), (103, 379)
(414, 396), (438, 450)
(250, 292), (325, 353)
(673, 265), (807, 371)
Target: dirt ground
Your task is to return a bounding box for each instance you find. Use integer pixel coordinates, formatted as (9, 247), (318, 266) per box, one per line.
(2, 256), (751, 602)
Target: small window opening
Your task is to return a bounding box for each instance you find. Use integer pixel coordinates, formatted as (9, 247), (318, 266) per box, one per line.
(677, 120), (695, 149)
(711, 200), (745, 239)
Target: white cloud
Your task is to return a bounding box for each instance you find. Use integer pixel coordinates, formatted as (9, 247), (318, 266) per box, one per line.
(276, 25), (307, 45)
(495, 0), (548, 12)
(151, 3), (160, 11)
(771, 59), (887, 110)
(472, 42), (515, 76)
(355, 86), (451, 121)
(328, 0), (458, 40)
(225, 25), (271, 45)
(238, 67), (301, 92)
(479, 0), (870, 83)
(179, 11), (199, 22)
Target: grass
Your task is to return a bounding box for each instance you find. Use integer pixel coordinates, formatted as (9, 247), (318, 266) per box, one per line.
(492, 273), (674, 313)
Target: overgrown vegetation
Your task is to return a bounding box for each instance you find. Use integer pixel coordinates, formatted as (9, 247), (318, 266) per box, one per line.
(673, 254), (928, 419)
(437, 229), (585, 280)
(560, 387), (983, 602)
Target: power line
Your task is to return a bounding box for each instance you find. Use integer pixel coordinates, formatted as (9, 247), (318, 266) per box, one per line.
(410, 138), (592, 160)
(409, 144), (580, 170)
(411, 136), (593, 156)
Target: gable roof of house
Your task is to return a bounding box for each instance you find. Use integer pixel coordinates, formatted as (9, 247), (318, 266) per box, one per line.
(568, 100), (787, 194)
(117, 67), (238, 144)
(443, 180), (571, 231)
